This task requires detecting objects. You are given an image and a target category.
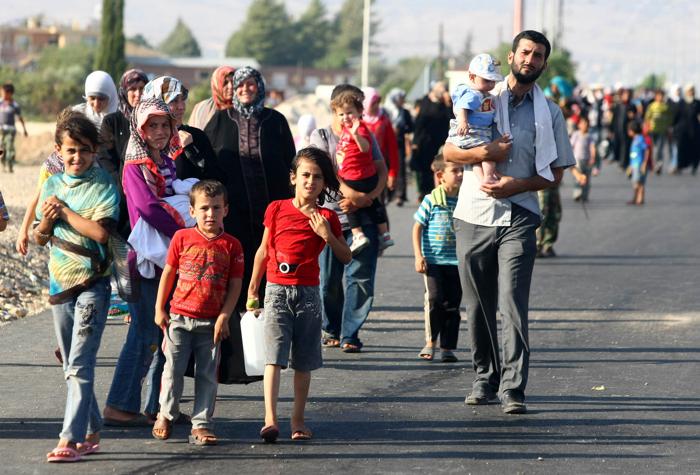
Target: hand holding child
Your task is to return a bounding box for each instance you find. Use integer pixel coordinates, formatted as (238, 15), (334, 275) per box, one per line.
(213, 314), (230, 344)
(309, 211), (331, 241)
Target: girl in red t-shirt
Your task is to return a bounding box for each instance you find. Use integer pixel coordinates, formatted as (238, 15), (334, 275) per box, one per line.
(331, 90), (393, 255)
(246, 147), (351, 442)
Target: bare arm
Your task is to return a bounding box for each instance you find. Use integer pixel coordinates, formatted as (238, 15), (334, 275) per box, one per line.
(214, 277), (242, 343)
(155, 263), (178, 329)
(18, 115), (28, 136)
(350, 120), (370, 152)
(480, 167), (565, 199)
(443, 137), (512, 166)
(59, 206), (109, 243)
(247, 227), (270, 304)
(16, 188), (41, 255)
(588, 141), (597, 167)
(412, 222), (426, 273)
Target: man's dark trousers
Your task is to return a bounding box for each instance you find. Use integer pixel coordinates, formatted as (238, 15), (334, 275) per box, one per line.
(455, 205), (540, 396)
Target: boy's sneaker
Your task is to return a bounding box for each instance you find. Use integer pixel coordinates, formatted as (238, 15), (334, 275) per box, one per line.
(349, 233), (370, 256)
(378, 232), (394, 251)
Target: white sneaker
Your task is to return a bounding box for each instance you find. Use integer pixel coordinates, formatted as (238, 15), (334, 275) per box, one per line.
(378, 232), (394, 251)
(349, 233), (370, 255)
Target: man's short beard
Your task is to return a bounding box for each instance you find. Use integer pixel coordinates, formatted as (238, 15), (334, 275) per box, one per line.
(512, 65), (543, 84)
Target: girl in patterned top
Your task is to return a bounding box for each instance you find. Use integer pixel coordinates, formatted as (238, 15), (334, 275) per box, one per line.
(35, 109), (119, 463)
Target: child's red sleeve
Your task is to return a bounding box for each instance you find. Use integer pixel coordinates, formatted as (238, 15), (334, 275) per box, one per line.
(228, 238), (245, 279)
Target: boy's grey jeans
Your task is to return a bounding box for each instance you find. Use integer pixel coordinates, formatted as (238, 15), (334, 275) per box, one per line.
(159, 314), (219, 429)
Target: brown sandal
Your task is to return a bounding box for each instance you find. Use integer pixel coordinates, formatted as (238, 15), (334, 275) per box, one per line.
(151, 415), (172, 440)
(189, 428), (217, 446)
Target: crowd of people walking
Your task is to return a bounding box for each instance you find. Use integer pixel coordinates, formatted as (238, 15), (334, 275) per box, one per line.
(0, 26), (698, 464)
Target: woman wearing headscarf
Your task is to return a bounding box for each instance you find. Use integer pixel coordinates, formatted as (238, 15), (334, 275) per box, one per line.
(295, 114), (317, 151)
(204, 66), (295, 311)
(99, 69), (148, 238)
(362, 87), (399, 198)
(188, 66), (236, 130)
(103, 97), (184, 426)
(384, 88), (414, 206)
(72, 70), (119, 130)
(143, 76), (218, 181)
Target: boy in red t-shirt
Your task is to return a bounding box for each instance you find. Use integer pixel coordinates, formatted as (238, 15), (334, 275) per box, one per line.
(247, 147), (351, 443)
(331, 90), (393, 255)
(152, 180), (244, 446)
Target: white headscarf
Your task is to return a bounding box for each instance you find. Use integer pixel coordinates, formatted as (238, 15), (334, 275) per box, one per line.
(74, 70), (119, 129)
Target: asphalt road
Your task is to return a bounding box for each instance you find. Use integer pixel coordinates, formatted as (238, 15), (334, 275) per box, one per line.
(1, 163), (698, 474)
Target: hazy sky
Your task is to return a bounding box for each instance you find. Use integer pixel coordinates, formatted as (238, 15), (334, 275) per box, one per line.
(3, 0), (700, 87)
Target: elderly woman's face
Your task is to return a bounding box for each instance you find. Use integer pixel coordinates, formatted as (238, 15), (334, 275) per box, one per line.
(236, 77), (258, 105)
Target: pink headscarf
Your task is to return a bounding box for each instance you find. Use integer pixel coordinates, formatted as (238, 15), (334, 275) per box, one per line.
(211, 66), (236, 110)
(362, 87), (382, 125)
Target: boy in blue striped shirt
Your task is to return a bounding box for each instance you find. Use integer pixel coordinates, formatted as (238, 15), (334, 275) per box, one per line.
(412, 155), (463, 362)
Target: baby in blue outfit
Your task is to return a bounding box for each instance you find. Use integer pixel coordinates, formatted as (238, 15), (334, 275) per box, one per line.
(447, 53), (503, 184)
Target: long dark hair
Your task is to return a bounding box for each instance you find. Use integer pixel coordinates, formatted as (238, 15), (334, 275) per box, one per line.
(291, 147), (340, 205)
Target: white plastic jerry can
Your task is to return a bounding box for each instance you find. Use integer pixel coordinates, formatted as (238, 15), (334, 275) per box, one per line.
(240, 310), (266, 376)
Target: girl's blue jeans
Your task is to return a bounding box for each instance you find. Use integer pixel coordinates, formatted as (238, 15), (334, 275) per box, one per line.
(52, 277), (110, 442)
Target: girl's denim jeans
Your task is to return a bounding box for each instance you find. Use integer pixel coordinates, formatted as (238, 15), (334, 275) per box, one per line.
(52, 277), (110, 442)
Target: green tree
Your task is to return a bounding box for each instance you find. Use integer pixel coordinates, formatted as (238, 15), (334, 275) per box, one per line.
(318, 0), (378, 69)
(159, 18), (202, 57)
(94, 0), (126, 80)
(639, 73), (665, 90)
(225, 0), (295, 65)
(129, 34), (152, 49)
(294, 0), (331, 67)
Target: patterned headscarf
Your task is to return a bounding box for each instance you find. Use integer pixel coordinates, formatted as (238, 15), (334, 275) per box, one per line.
(211, 66), (236, 110)
(118, 69), (149, 118)
(143, 76), (188, 105)
(124, 97), (180, 199)
(125, 98), (179, 164)
(231, 67), (266, 119)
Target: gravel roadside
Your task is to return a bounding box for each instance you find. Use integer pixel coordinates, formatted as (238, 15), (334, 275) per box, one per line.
(0, 162), (50, 324)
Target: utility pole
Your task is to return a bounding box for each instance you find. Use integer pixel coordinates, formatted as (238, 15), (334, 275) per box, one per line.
(361, 0), (371, 88)
(513, 0), (524, 36)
